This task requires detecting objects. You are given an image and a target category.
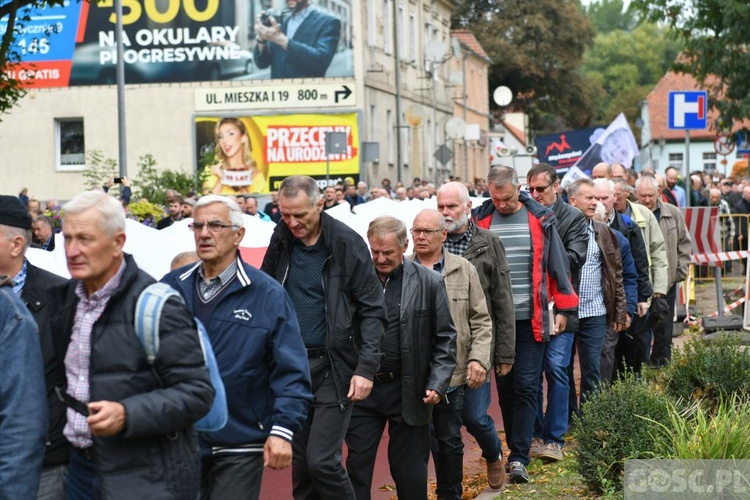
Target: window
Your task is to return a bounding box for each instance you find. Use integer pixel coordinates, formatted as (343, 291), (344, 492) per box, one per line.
(367, 0), (376, 47)
(409, 13), (416, 63)
(703, 152), (717, 173)
(56, 119), (85, 170)
(370, 104), (377, 142)
(383, 0), (393, 55)
(668, 152), (683, 170)
(398, 4), (406, 61)
(387, 109), (393, 164)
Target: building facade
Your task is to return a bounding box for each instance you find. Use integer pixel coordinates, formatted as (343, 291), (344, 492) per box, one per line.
(0, 0), (470, 201)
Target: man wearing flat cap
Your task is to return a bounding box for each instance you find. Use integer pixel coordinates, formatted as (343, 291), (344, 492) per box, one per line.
(0, 194), (63, 498)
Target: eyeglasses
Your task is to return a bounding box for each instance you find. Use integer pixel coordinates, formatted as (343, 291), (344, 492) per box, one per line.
(188, 221), (239, 233)
(410, 227), (444, 236)
(525, 183), (553, 194)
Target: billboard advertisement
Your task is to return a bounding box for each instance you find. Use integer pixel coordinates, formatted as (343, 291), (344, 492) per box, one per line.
(535, 126), (601, 172)
(2, 0), (354, 87)
(196, 112), (360, 194)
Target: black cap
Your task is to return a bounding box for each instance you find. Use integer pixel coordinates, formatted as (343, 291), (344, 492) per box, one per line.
(0, 195), (33, 229)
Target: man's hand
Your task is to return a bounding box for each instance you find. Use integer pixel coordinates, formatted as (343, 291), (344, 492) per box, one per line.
(423, 389), (441, 405)
(465, 361), (487, 389)
(347, 375), (373, 402)
(120, 176), (130, 187)
(263, 436), (292, 470)
(554, 314), (567, 335)
(624, 313), (632, 330)
(255, 16), (288, 49)
(88, 401), (126, 437)
(613, 322), (626, 333)
(637, 302), (649, 317)
(494, 363), (512, 377)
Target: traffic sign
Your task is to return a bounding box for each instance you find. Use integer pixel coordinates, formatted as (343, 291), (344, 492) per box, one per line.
(737, 132), (750, 156)
(434, 145), (453, 166)
(195, 82), (356, 112)
(668, 91), (708, 130)
(714, 135), (735, 156)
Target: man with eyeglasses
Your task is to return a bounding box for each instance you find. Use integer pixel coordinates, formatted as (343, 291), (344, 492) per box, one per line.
(345, 216), (456, 500)
(409, 208), (492, 498)
(262, 175), (386, 500)
(163, 195), (312, 500)
(436, 182), (514, 491)
(524, 164), (587, 464)
(473, 166), (578, 484)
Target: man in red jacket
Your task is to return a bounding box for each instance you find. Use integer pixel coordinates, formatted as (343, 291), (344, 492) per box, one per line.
(472, 165), (578, 484)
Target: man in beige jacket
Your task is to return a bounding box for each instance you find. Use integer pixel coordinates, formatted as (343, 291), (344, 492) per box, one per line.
(410, 209), (493, 498)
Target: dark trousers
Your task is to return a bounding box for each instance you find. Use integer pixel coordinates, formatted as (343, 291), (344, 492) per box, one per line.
(599, 326), (618, 384)
(201, 453), (263, 500)
(651, 284), (677, 367)
(346, 378), (429, 500)
(293, 365), (355, 500)
(614, 312), (651, 378)
(431, 385), (465, 500)
(66, 449), (100, 500)
(495, 320), (544, 465)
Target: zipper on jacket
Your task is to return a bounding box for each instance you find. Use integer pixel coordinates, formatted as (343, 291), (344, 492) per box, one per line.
(320, 255), (346, 412)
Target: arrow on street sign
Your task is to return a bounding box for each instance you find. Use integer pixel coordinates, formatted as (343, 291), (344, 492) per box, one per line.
(434, 144), (453, 166)
(335, 85), (352, 103)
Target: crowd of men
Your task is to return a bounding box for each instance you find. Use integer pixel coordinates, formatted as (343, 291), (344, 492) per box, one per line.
(3, 161), (749, 499)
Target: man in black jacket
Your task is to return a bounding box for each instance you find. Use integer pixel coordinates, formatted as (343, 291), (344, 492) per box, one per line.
(594, 179), (653, 376)
(345, 216), (456, 500)
(525, 164), (587, 463)
(51, 191), (214, 499)
(0, 195), (66, 498)
(261, 175), (386, 500)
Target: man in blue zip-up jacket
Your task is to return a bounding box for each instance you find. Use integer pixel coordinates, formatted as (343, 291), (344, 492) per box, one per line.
(162, 195), (312, 500)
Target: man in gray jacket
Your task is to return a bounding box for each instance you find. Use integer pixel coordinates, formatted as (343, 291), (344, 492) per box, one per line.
(437, 182), (514, 490)
(346, 216), (456, 500)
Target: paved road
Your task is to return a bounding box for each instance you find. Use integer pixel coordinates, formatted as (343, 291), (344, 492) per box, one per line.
(260, 377), (509, 499)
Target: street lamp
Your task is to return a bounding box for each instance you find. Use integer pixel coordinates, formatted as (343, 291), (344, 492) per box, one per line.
(405, 104), (425, 181)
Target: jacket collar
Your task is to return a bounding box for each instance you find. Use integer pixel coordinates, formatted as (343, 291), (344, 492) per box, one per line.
(178, 253), (251, 287)
(441, 251), (461, 276)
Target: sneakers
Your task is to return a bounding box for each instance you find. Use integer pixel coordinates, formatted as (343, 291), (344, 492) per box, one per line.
(529, 437), (544, 458)
(508, 461), (529, 484)
(486, 454), (506, 490)
(539, 442), (564, 463)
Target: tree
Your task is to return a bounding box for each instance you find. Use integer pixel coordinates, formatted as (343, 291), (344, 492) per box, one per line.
(452, 0), (598, 133)
(631, 0), (750, 130)
(581, 22), (682, 131)
(0, 0), (65, 115)
(583, 0), (642, 34)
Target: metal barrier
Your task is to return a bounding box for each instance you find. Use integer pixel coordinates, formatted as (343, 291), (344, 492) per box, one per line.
(685, 212), (749, 330)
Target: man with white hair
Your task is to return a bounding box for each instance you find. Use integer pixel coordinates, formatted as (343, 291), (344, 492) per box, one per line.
(163, 195), (312, 500)
(437, 182), (514, 489)
(636, 176), (691, 367)
(356, 181), (371, 202)
(410, 208), (492, 498)
(593, 179), (653, 377)
(50, 191), (214, 498)
(612, 177), (670, 369)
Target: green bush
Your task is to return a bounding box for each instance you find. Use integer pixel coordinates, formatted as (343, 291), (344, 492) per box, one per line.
(132, 154), (198, 206)
(654, 334), (750, 403)
(573, 374), (671, 494)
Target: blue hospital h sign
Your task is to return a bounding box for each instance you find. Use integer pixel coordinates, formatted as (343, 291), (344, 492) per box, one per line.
(668, 91), (708, 130)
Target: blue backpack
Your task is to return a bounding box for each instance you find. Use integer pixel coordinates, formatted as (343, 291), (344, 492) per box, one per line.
(135, 283), (228, 432)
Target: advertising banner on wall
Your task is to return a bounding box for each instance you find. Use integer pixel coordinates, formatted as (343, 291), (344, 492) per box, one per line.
(2, 0), (353, 87)
(534, 126), (601, 172)
(196, 112), (360, 194)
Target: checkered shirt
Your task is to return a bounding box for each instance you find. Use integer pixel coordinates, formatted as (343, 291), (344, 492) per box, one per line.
(444, 220), (475, 257)
(578, 220), (606, 319)
(197, 259), (238, 302)
(64, 259), (126, 449)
